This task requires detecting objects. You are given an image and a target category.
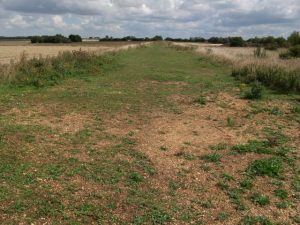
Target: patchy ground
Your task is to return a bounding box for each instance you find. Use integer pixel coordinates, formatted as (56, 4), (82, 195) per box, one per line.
(0, 43), (299, 224)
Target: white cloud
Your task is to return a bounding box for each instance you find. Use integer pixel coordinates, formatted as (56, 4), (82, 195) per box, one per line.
(0, 0), (299, 37)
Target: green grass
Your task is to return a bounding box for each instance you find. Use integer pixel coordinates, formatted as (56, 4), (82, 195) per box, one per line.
(0, 44), (234, 224)
(247, 157), (284, 177)
(0, 43), (299, 224)
(250, 193), (270, 206)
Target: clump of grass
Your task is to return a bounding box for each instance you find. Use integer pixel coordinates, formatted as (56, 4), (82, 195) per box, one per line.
(210, 143), (228, 151)
(228, 188), (246, 210)
(239, 215), (274, 225)
(194, 96), (206, 105)
(276, 201), (289, 209)
(217, 212), (230, 221)
(240, 179), (254, 190)
(292, 179), (300, 192)
(200, 153), (221, 163)
(250, 193), (270, 206)
(254, 47), (267, 58)
(227, 117), (236, 127)
(274, 188), (288, 199)
(247, 157), (284, 177)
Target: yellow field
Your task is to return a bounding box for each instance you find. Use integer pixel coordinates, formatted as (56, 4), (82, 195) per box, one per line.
(0, 40), (142, 64)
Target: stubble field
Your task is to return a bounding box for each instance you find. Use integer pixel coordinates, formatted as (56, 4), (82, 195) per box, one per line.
(0, 40), (141, 64)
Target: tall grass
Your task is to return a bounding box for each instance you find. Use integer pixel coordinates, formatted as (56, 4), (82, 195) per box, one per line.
(232, 59), (300, 93)
(174, 42), (300, 93)
(0, 49), (115, 87)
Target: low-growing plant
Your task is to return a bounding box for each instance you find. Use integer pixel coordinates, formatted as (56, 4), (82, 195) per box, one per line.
(240, 179), (254, 190)
(227, 116), (236, 127)
(250, 193), (270, 206)
(274, 189), (288, 199)
(247, 157), (284, 177)
(239, 215), (274, 225)
(228, 188), (246, 210)
(276, 201), (289, 209)
(194, 96), (207, 105)
(200, 153), (221, 163)
(210, 143), (228, 151)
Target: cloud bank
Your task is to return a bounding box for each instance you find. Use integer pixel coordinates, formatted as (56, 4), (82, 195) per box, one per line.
(0, 0), (299, 38)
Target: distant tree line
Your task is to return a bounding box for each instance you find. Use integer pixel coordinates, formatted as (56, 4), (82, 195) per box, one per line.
(98, 35), (163, 42)
(30, 34), (82, 43)
(3, 31), (299, 49)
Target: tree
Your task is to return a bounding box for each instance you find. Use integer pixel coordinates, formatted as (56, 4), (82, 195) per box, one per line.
(69, 34), (82, 42)
(288, 31), (300, 46)
(229, 37), (245, 47)
(152, 35), (163, 41)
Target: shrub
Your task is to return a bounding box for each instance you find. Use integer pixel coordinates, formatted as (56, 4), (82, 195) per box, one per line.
(244, 82), (263, 99)
(289, 45), (300, 57)
(247, 157), (283, 177)
(288, 31), (300, 46)
(69, 34), (82, 42)
(229, 37), (245, 47)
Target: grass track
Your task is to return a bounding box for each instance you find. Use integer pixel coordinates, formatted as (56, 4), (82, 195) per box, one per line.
(0, 43), (299, 224)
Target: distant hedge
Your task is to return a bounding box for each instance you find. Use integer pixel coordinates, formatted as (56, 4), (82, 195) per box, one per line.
(31, 34), (82, 43)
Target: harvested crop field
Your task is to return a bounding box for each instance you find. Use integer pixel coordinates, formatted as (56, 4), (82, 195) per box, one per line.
(0, 40), (142, 64)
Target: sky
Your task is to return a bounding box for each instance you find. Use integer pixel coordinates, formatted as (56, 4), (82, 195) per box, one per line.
(0, 0), (299, 38)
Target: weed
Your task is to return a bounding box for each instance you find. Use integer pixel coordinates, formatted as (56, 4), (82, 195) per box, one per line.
(128, 172), (144, 184)
(217, 212), (230, 221)
(159, 146), (168, 151)
(276, 201), (289, 209)
(200, 199), (213, 208)
(227, 116), (236, 127)
(292, 179), (300, 192)
(240, 179), (254, 190)
(247, 157), (284, 177)
(239, 215), (274, 225)
(150, 209), (171, 224)
(200, 153), (221, 163)
(228, 188), (246, 210)
(194, 96), (206, 105)
(250, 193), (270, 206)
(274, 189), (288, 199)
(210, 143), (228, 151)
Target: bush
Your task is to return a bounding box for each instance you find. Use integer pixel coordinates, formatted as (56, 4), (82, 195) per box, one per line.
(244, 82), (263, 100)
(69, 34), (82, 42)
(288, 31), (300, 46)
(289, 45), (300, 57)
(229, 37), (245, 47)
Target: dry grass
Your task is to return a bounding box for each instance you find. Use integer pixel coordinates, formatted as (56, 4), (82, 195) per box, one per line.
(0, 41), (146, 64)
(173, 42), (300, 92)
